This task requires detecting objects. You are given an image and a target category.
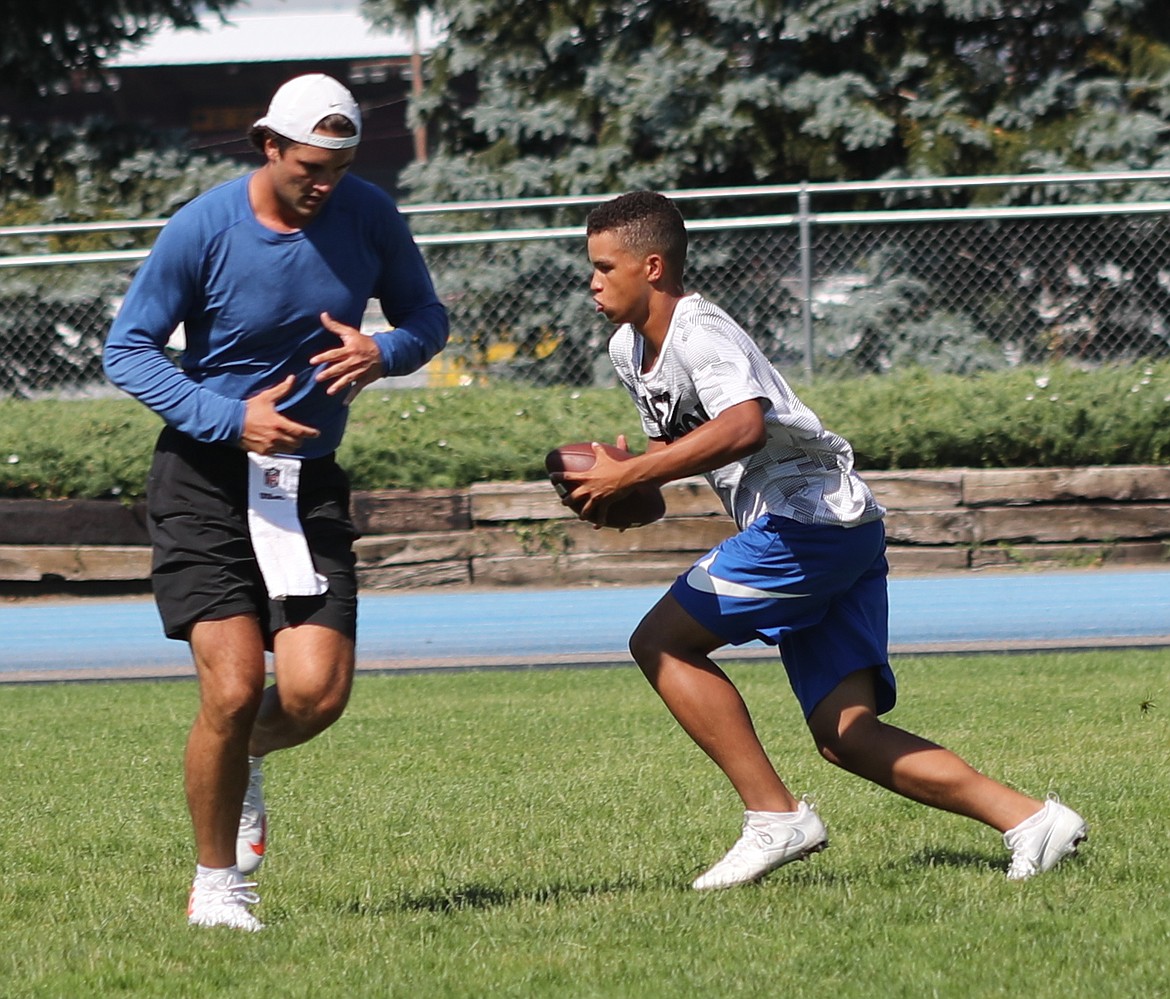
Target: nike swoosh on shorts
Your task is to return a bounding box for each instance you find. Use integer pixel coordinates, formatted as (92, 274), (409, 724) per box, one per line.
(685, 552), (809, 601)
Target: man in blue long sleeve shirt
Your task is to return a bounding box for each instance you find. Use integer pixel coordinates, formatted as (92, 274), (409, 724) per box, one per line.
(104, 74), (449, 932)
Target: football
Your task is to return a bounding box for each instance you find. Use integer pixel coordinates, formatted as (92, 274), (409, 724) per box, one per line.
(544, 441), (666, 529)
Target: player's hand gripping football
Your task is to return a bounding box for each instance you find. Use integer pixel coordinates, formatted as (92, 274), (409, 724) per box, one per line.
(561, 435), (635, 529)
(312, 311), (384, 401)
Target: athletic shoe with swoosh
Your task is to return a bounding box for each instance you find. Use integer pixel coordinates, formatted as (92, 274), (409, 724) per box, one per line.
(187, 871), (263, 932)
(1004, 796), (1087, 881)
(236, 756), (266, 875)
(692, 800), (828, 891)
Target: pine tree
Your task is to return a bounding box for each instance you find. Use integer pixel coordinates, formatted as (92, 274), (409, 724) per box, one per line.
(364, 0), (1170, 201)
(0, 1), (243, 92)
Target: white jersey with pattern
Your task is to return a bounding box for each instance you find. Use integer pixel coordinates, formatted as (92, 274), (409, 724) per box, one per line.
(608, 293), (885, 531)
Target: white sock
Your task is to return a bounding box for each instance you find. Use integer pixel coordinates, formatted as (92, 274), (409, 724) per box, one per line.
(195, 864), (242, 884)
(746, 804), (805, 822)
(1007, 800), (1052, 835)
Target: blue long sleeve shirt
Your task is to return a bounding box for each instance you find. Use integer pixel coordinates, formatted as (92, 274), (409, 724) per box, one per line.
(103, 172), (448, 458)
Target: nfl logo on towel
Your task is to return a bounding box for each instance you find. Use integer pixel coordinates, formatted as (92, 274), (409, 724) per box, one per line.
(264, 466), (281, 489)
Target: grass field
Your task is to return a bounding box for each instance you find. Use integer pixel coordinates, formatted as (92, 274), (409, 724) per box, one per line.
(1, 650), (1166, 998)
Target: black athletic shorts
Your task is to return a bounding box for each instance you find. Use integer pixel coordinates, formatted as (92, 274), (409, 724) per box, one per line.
(146, 426), (358, 646)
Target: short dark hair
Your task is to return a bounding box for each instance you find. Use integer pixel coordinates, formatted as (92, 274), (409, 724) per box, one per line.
(247, 113), (358, 154)
(586, 191), (688, 284)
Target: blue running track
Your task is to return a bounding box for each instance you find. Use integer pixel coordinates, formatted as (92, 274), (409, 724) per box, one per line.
(3, 568), (1169, 683)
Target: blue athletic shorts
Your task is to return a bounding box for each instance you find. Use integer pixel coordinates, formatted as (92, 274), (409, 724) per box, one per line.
(670, 514), (895, 719)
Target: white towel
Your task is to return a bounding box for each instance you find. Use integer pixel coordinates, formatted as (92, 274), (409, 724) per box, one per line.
(246, 453), (329, 601)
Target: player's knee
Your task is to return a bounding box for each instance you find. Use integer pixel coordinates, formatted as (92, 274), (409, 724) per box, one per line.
(200, 678), (264, 734)
(810, 716), (875, 772)
(282, 676), (351, 734)
(815, 737), (848, 769)
(628, 622), (664, 676)
(810, 723), (845, 767)
(315, 684), (351, 729)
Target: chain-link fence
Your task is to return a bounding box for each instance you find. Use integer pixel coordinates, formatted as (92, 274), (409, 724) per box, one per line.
(4, 173), (1170, 397)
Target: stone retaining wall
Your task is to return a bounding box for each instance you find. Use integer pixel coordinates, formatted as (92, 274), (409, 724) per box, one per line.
(1, 466), (1168, 590)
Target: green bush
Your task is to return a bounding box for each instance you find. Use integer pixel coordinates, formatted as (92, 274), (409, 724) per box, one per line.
(821, 365), (1170, 469)
(1, 363), (1168, 500)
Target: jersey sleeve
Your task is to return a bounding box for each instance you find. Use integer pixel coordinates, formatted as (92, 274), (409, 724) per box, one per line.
(369, 200), (449, 376)
(678, 322), (772, 421)
(102, 213), (246, 443)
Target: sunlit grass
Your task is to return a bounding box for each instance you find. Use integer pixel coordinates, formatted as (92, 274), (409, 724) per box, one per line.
(0, 649), (1165, 997)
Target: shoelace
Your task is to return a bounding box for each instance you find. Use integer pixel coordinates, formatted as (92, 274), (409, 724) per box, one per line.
(194, 880), (261, 908)
(239, 808), (264, 832)
(744, 814), (806, 848)
(225, 881), (261, 907)
(745, 825), (777, 848)
(715, 825), (779, 872)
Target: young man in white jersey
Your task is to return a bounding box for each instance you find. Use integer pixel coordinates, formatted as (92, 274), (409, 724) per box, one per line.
(563, 190), (1085, 889)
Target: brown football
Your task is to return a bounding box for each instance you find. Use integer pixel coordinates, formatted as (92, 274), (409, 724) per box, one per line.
(544, 441), (666, 529)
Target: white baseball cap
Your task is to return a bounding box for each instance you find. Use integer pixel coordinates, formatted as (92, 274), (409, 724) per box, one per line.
(253, 74), (362, 149)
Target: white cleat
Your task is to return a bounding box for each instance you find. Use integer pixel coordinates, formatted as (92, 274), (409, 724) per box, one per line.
(693, 800), (828, 891)
(236, 756), (267, 875)
(187, 871), (263, 932)
(1004, 796), (1087, 881)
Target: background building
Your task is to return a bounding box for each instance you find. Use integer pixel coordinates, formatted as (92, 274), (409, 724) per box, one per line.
(0, 0), (438, 194)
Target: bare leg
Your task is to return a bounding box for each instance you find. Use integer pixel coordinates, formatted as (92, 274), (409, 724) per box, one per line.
(807, 669), (1040, 832)
(629, 593), (800, 813)
(186, 614), (267, 869)
(185, 616), (356, 869)
(248, 622), (355, 757)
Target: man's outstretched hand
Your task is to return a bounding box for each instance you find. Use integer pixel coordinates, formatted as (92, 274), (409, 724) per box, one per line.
(311, 311), (383, 398)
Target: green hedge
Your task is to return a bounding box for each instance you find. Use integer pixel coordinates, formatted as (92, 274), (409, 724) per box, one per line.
(2, 363), (1168, 500)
